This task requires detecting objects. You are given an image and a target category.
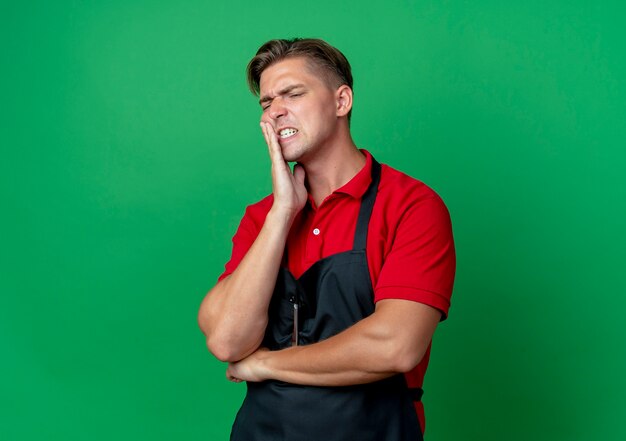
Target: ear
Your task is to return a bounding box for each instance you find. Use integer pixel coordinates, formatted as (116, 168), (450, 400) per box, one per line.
(335, 85), (353, 118)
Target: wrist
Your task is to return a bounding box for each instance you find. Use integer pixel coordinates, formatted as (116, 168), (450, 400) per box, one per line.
(255, 349), (274, 381)
(267, 204), (299, 229)
(260, 346), (303, 382)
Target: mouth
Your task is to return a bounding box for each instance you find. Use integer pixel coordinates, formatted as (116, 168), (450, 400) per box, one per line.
(278, 127), (298, 140)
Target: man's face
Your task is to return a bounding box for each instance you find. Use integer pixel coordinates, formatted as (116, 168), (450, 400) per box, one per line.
(258, 57), (340, 163)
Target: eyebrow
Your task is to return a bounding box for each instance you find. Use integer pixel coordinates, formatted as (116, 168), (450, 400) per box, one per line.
(259, 84), (306, 106)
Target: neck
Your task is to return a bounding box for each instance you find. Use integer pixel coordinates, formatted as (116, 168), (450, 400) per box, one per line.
(301, 136), (366, 207)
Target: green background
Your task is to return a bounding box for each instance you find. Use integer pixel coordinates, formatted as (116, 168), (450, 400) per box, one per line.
(2, 1), (625, 440)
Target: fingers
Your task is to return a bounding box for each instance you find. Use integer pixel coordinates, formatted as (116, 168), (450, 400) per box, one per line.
(260, 122), (306, 215)
(226, 364), (243, 383)
(260, 121), (271, 150)
(260, 122), (285, 168)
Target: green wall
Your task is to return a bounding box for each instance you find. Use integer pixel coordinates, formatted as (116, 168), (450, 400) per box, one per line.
(2, 1), (625, 440)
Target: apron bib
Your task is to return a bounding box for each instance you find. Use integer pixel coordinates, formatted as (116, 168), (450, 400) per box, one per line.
(231, 158), (423, 441)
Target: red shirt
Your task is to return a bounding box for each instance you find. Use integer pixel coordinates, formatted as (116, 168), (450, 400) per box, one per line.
(219, 150), (456, 431)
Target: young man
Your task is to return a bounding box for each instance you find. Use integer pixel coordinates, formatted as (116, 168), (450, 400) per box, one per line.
(198, 38), (456, 440)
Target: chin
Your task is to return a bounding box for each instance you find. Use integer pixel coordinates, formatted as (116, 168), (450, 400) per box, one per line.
(281, 144), (309, 163)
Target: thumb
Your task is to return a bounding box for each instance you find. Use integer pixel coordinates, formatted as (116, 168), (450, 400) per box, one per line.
(293, 164), (306, 187)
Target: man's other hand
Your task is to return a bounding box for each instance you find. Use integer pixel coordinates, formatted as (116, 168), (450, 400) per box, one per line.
(226, 347), (271, 383)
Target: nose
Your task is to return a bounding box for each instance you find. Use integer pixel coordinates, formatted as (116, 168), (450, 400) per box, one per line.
(268, 97), (287, 120)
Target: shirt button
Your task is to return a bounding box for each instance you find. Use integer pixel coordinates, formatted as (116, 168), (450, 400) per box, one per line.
(313, 228), (320, 236)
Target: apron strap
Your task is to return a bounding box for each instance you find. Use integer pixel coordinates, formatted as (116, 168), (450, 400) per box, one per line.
(409, 387), (424, 402)
(353, 157), (381, 251)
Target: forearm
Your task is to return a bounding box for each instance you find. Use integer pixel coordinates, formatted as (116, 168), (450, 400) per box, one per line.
(198, 207), (295, 362)
(262, 316), (402, 386)
(227, 300), (441, 386)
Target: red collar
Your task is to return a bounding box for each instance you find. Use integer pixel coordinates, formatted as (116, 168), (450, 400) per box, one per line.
(334, 149), (373, 199)
(305, 149), (374, 209)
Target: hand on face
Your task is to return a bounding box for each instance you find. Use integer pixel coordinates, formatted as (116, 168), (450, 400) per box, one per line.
(261, 121), (307, 218)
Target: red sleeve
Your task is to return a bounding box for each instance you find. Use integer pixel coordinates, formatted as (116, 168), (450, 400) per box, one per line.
(374, 195), (456, 319)
(217, 196), (273, 282)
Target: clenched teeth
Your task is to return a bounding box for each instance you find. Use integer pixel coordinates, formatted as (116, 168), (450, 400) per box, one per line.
(279, 128), (298, 139)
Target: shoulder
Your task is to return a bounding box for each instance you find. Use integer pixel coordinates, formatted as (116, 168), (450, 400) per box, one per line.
(239, 194), (274, 232)
(217, 194), (275, 282)
(371, 163), (456, 314)
(377, 163), (450, 218)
